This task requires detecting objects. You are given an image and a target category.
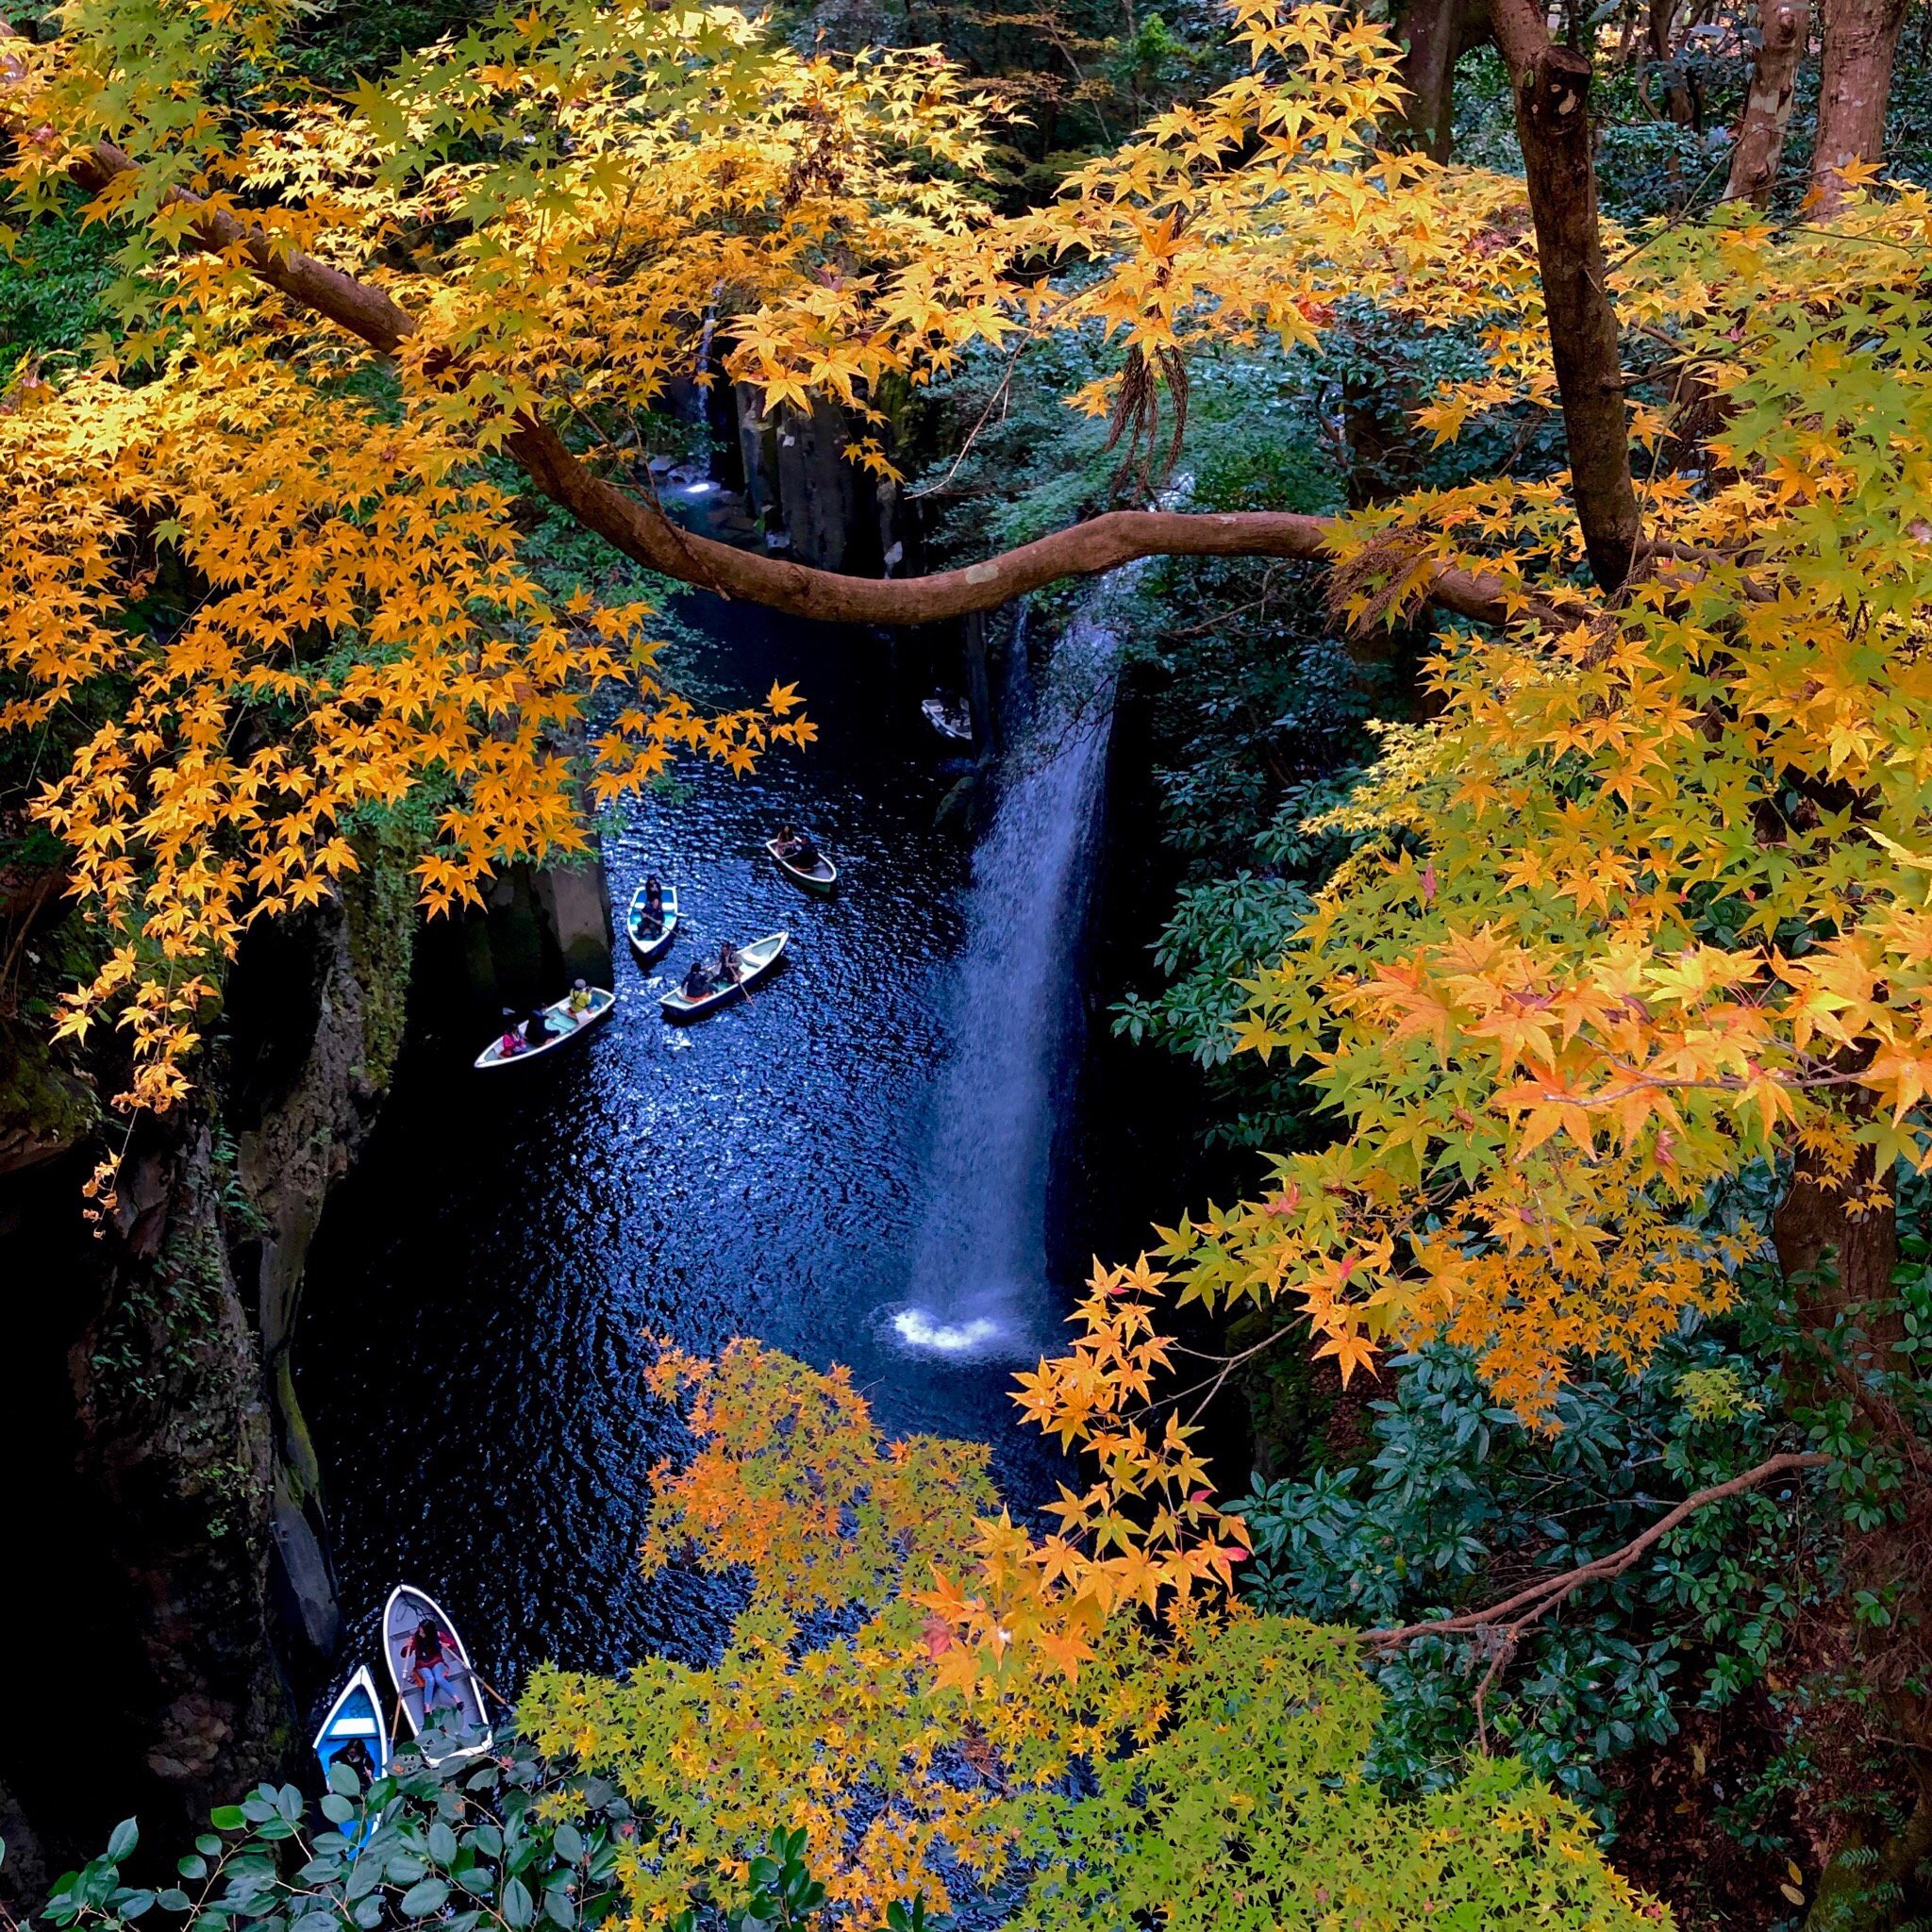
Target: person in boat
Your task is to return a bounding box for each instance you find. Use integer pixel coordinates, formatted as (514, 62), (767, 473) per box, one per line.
(566, 977), (595, 1019)
(497, 1008), (526, 1058)
(774, 824), (819, 867)
(523, 1003), (557, 1046)
(716, 939), (741, 985)
(404, 1616), (466, 1726)
(334, 1735), (376, 1787)
(640, 874), (665, 938)
(681, 957), (715, 1002)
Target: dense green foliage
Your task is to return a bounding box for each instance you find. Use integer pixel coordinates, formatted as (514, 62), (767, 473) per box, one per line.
(35, 1730), (637, 1932)
(1013, 1618), (1657, 1932)
(1237, 1336), (1817, 1816)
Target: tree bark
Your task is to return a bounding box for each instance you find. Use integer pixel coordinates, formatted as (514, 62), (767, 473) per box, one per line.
(1810, 0), (1906, 211)
(1646, 0), (1701, 125)
(1772, 1146), (1899, 1328)
(1726, 0), (1809, 206)
(1772, 1135), (1910, 1444)
(1397, 0), (1491, 158)
(1490, 0), (1644, 590)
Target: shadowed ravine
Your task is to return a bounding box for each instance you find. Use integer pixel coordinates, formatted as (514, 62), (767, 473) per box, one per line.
(294, 586), (1112, 1699)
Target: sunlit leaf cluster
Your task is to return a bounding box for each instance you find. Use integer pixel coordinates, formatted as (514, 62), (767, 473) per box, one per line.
(523, 1340), (1663, 1931)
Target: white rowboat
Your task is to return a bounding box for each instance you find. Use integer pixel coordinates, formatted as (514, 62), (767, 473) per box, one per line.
(380, 1584), (493, 1766)
(922, 695), (973, 742)
(473, 986), (614, 1069)
(767, 839), (837, 892)
(659, 932), (788, 1022)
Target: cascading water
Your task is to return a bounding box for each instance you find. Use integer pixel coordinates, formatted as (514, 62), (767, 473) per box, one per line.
(894, 607), (1118, 1358)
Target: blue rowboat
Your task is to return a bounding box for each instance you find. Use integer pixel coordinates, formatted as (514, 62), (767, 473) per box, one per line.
(313, 1664), (390, 1846)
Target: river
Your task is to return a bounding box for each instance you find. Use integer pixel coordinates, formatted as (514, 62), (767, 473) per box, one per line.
(295, 553), (1113, 1691)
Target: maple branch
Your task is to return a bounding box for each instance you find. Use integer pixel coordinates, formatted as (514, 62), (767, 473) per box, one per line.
(1362, 1449), (1825, 1749)
(10, 102), (1533, 633)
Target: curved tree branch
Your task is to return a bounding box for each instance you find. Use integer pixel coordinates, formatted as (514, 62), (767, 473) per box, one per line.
(1362, 1450), (1827, 1747)
(1364, 1451), (1826, 1646)
(0, 104), (1542, 633)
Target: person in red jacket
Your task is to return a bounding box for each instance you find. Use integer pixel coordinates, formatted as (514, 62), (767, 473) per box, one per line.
(404, 1616), (464, 1725)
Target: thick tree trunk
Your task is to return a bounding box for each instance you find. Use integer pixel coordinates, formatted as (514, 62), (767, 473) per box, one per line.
(1774, 1139), (1932, 1910)
(1489, 0), (1644, 590)
(1772, 1141), (1900, 1350)
(1398, 0), (1491, 158)
(1810, 0), (1906, 210)
(1727, 0), (1809, 205)
(1647, 0), (1701, 124)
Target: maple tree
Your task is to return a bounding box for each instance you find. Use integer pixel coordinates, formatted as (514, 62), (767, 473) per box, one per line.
(7, 0), (1932, 1898)
(515, 1338), (1664, 1929)
(0, 0), (1611, 1115)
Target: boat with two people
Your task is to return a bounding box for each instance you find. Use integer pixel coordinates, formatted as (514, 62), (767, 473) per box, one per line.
(625, 875), (679, 965)
(474, 982), (615, 1069)
(921, 693), (973, 743)
(381, 1583), (494, 1766)
(768, 824), (837, 893)
(659, 932), (788, 1022)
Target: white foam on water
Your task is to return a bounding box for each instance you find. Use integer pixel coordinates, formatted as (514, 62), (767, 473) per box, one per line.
(892, 1308), (1005, 1355)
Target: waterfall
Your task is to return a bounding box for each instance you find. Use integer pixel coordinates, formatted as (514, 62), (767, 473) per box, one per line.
(894, 607), (1117, 1357)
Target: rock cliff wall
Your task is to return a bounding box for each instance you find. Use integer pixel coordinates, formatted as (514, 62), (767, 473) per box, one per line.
(0, 838), (418, 1894)
(733, 387), (921, 576)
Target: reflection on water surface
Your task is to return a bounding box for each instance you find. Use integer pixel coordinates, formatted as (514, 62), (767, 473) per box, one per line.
(298, 595), (1082, 1692)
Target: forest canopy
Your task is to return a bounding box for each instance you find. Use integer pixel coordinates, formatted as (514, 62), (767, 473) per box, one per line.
(8, 0), (1932, 1917)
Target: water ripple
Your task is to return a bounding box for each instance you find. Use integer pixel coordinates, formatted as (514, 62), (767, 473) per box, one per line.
(297, 603), (1075, 1696)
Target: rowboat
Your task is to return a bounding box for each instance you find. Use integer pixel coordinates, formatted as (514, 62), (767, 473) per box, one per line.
(922, 695), (973, 743)
(313, 1662), (391, 1790)
(767, 838), (838, 893)
(659, 932), (788, 1022)
(473, 985), (614, 1069)
(381, 1583), (493, 1765)
(625, 882), (679, 964)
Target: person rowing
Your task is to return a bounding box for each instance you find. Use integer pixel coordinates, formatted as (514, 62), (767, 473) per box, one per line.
(403, 1615), (467, 1727)
(716, 939), (741, 985)
(524, 1003), (556, 1046)
(639, 874), (665, 938)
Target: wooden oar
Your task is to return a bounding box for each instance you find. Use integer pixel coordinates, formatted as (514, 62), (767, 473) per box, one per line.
(456, 1661), (514, 1712)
